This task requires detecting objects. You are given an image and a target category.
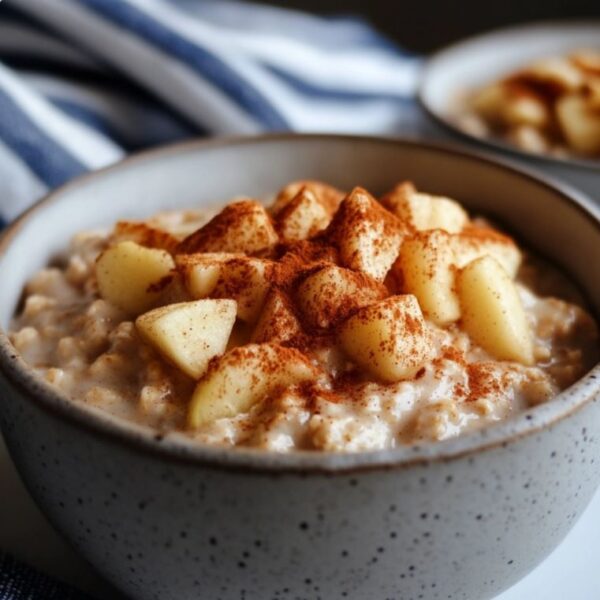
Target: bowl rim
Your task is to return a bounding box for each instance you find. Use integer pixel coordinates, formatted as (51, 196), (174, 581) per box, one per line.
(0, 132), (599, 474)
(418, 19), (600, 172)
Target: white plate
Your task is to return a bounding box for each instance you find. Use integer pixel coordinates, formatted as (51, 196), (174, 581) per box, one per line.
(419, 21), (600, 199)
(2, 433), (598, 599)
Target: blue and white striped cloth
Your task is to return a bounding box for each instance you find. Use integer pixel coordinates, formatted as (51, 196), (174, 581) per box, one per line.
(0, 0), (423, 228)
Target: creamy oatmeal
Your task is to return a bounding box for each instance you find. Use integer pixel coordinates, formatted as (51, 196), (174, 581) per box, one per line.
(456, 49), (600, 159)
(9, 180), (598, 452)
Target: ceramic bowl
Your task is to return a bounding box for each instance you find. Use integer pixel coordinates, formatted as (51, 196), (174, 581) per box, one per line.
(1, 135), (599, 600)
(419, 21), (600, 201)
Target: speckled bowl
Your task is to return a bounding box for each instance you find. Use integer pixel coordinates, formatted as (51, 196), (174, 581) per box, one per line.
(0, 135), (599, 600)
(419, 21), (600, 202)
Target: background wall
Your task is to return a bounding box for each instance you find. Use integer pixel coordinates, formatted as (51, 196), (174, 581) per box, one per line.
(262, 0), (600, 52)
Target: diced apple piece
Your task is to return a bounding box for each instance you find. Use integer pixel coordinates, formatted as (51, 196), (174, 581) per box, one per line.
(271, 180), (344, 216)
(338, 295), (434, 382)
(570, 49), (600, 76)
(396, 230), (461, 325)
(296, 264), (387, 329)
(135, 299), (236, 379)
(457, 112), (490, 138)
(188, 343), (320, 427)
(519, 57), (584, 93)
(585, 77), (600, 111)
(382, 182), (469, 234)
(328, 187), (406, 281)
(211, 257), (273, 324)
(276, 187), (331, 242)
(450, 226), (522, 278)
(177, 200), (279, 256)
(252, 289), (302, 344)
(113, 221), (179, 253)
(556, 94), (600, 155)
(423, 193), (468, 233)
(380, 180), (417, 209)
(457, 256), (534, 365)
(502, 92), (549, 128)
(177, 254), (273, 323)
(176, 253), (242, 298)
(471, 81), (549, 128)
(96, 241), (175, 315)
(471, 83), (508, 123)
(508, 125), (550, 154)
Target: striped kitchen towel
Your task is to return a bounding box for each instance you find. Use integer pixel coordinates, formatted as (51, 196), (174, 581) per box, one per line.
(0, 0), (423, 227)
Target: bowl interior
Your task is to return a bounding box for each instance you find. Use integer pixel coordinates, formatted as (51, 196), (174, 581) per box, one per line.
(420, 21), (600, 170)
(1, 134), (599, 468)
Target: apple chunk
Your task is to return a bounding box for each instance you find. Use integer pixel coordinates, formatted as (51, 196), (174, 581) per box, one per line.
(396, 230), (461, 326)
(457, 256), (533, 365)
(382, 182), (469, 234)
(176, 253), (241, 298)
(136, 299), (236, 379)
(211, 257), (273, 324)
(327, 187), (406, 281)
(177, 254), (273, 324)
(296, 264), (387, 329)
(96, 240), (175, 315)
(271, 180), (344, 216)
(556, 94), (600, 156)
(188, 343), (319, 427)
(276, 187), (331, 242)
(177, 200), (278, 256)
(450, 226), (522, 278)
(252, 289), (302, 344)
(338, 295), (434, 382)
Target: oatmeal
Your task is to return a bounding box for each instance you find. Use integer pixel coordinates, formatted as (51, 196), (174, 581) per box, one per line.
(9, 180), (598, 452)
(456, 49), (600, 159)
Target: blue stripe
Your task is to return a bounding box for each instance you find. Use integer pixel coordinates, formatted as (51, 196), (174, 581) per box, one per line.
(48, 97), (199, 149)
(0, 87), (87, 187)
(48, 98), (133, 150)
(264, 63), (419, 102)
(77, 0), (290, 131)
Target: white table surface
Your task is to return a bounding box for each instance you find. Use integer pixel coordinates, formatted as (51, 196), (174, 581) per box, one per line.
(1, 433), (599, 599)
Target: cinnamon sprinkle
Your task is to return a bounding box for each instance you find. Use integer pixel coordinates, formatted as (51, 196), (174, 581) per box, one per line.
(113, 179), (538, 412)
(466, 362), (504, 403)
(177, 200), (278, 256)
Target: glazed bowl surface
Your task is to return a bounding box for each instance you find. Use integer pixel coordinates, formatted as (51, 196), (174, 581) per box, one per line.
(419, 21), (600, 201)
(0, 134), (599, 600)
